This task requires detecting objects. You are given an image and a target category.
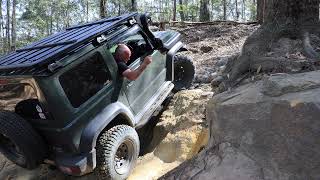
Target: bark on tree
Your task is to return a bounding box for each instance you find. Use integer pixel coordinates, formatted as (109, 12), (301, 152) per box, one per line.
(235, 0), (239, 20)
(242, 0), (246, 21)
(118, 3), (121, 16)
(256, 0), (265, 23)
(100, 0), (106, 18)
(200, 0), (210, 21)
(131, 0), (137, 12)
(222, 0), (320, 85)
(184, 0), (188, 20)
(6, 0), (10, 52)
(0, 1), (3, 53)
(223, 0), (227, 20)
(65, 0), (70, 28)
(179, 0), (185, 21)
(173, 0), (177, 21)
(11, 0), (16, 51)
(86, 0), (89, 22)
(50, 3), (54, 35)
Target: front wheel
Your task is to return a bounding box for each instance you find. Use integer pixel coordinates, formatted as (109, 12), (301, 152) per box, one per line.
(173, 55), (195, 92)
(95, 125), (140, 180)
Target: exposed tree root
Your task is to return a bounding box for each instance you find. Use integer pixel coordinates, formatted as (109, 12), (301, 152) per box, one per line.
(302, 32), (320, 60)
(219, 24), (320, 91)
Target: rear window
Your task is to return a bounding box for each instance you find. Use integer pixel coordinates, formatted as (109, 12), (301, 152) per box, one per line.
(59, 53), (111, 108)
(0, 82), (46, 120)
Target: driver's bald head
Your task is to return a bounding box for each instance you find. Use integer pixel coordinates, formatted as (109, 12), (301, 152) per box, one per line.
(115, 44), (131, 63)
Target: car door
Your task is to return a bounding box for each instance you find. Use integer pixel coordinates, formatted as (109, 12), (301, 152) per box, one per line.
(120, 31), (167, 115)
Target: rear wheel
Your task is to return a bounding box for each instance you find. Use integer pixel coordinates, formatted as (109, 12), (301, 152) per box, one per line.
(0, 111), (47, 169)
(173, 55), (195, 92)
(95, 125), (140, 180)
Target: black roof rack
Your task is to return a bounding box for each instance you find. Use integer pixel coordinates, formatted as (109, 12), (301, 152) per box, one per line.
(0, 12), (138, 77)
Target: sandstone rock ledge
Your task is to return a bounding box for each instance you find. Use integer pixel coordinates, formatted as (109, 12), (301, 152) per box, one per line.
(129, 89), (213, 180)
(161, 70), (320, 180)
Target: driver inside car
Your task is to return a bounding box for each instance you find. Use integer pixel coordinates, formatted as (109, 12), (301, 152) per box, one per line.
(114, 44), (152, 81)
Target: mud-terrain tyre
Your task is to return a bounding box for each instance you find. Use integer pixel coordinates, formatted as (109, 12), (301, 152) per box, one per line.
(95, 125), (140, 180)
(173, 55), (195, 92)
(0, 111), (47, 169)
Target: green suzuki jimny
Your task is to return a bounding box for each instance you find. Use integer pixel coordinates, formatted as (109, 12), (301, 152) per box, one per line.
(0, 13), (194, 179)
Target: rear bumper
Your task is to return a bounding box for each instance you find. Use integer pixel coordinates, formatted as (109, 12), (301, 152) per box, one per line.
(55, 149), (96, 176)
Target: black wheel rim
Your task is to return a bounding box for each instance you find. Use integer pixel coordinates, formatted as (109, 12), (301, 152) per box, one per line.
(0, 133), (26, 165)
(114, 139), (134, 175)
(174, 65), (185, 83)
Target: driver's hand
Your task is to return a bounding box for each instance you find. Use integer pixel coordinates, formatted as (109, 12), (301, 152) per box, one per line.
(143, 56), (152, 65)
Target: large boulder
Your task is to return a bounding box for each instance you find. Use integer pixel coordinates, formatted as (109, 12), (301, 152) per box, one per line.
(162, 70), (320, 180)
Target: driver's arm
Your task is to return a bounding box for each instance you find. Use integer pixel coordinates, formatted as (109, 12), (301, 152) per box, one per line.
(122, 56), (152, 80)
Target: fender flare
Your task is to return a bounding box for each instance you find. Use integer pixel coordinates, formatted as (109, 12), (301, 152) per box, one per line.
(166, 41), (184, 81)
(79, 102), (135, 153)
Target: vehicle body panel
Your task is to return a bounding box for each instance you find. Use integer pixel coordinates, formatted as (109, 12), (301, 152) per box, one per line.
(124, 50), (167, 114)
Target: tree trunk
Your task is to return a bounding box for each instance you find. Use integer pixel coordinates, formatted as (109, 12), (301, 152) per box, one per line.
(11, 0), (16, 51)
(179, 0), (185, 21)
(266, 0), (319, 25)
(86, 0), (89, 22)
(199, 0), (210, 21)
(131, 0), (137, 12)
(0, 1), (3, 53)
(221, 0), (320, 86)
(173, 0), (177, 21)
(242, 0), (245, 21)
(65, 0), (70, 28)
(257, 0), (265, 23)
(50, 2), (54, 34)
(223, 0), (227, 20)
(6, 0), (11, 52)
(100, 0), (106, 18)
(235, 0), (239, 20)
(118, 3), (121, 16)
(185, 0), (189, 20)
(159, 0), (162, 21)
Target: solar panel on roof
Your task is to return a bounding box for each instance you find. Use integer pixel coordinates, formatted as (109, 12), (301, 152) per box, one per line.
(0, 12), (138, 76)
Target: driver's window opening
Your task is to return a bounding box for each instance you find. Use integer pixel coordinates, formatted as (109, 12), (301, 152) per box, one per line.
(112, 32), (151, 66)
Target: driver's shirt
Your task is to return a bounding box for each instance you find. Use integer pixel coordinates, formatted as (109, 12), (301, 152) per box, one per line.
(117, 61), (129, 75)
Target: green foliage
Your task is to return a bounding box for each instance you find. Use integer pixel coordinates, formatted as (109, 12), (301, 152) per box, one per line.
(0, 0), (258, 54)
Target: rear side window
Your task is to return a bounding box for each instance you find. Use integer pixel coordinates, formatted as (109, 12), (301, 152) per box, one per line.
(59, 53), (111, 108)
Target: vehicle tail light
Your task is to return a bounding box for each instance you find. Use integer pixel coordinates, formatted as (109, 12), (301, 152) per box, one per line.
(59, 166), (81, 175)
(0, 79), (8, 85)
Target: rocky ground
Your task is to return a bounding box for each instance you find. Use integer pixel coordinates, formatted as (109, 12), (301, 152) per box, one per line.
(173, 23), (258, 84)
(0, 23), (259, 180)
